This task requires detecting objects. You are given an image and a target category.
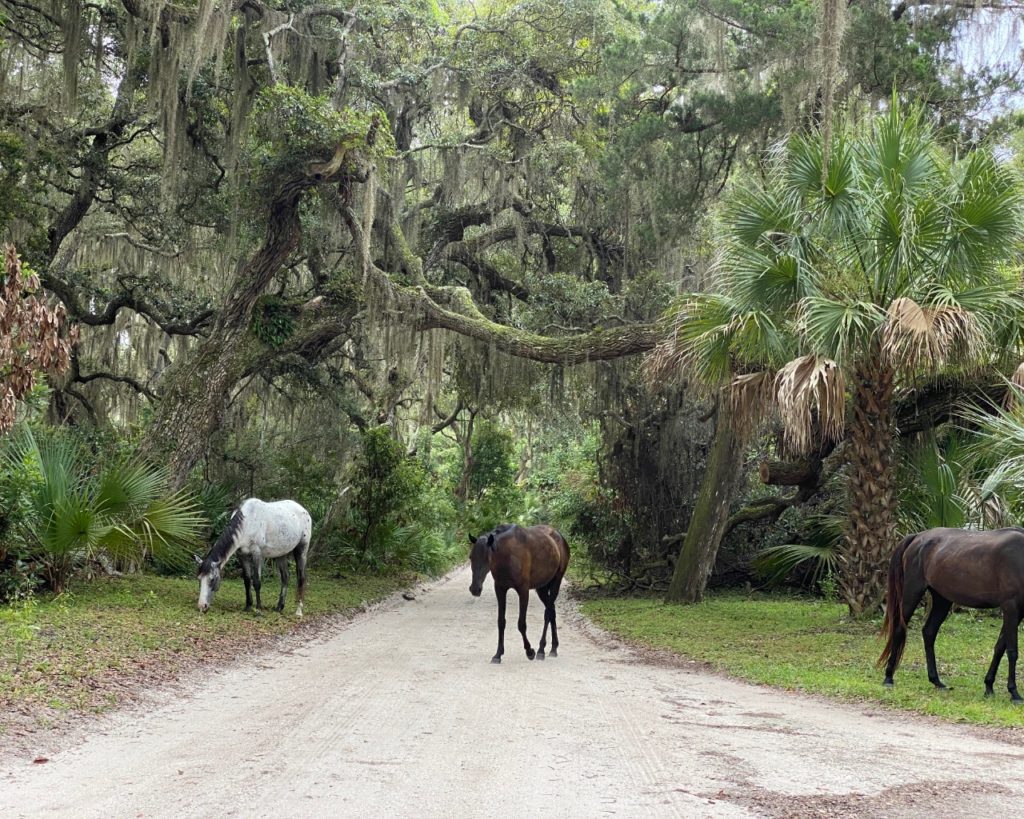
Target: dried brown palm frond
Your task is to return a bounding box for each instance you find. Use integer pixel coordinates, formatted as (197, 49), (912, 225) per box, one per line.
(729, 370), (776, 435)
(775, 355), (845, 454)
(1004, 361), (1024, 409)
(881, 297), (981, 373)
(643, 327), (686, 386)
(881, 297), (934, 369)
(929, 304), (983, 366)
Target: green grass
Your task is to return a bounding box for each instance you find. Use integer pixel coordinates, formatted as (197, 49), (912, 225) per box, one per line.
(0, 570), (410, 731)
(582, 592), (1024, 728)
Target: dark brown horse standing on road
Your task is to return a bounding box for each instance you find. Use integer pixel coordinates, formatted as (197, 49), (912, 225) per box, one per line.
(469, 524), (570, 663)
(879, 527), (1024, 702)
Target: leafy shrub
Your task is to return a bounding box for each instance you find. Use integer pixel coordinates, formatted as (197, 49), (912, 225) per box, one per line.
(251, 295), (297, 348)
(752, 514), (845, 591)
(335, 427), (458, 574)
(527, 426), (631, 573)
(245, 84), (393, 195)
(463, 420), (524, 533)
(0, 426), (206, 592)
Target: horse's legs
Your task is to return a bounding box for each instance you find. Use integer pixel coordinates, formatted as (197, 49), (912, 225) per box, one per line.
(239, 555), (254, 611)
(922, 593), (953, 689)
(1001, 602), (1022, 703)
(548, 576), (563, 658)
(883, 574), (927, 685)
(517, 586), (535, 660)
(492, 584), (507, 664)
(294, 541), (308, 618)
(536, 585), (552, 660)
(985, 631), (1007, 698)
(253, 558), (264, 612)
(274, 556), (289, 613)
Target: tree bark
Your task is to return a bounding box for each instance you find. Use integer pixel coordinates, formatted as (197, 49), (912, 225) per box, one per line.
(140, 180), (313, 484)
(842, 347), (897, 618)
(664, 395), (747, 604)
(455, 408), (477, 502)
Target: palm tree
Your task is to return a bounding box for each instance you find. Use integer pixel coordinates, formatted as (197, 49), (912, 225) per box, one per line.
(651, 103), (1024, 616)
(3, 426), (205, 592)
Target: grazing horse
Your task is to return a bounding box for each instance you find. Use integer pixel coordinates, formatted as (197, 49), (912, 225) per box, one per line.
(879, 527), (1024, 702)
(469, 523), (570, 663)
(197, 498), (312, 617)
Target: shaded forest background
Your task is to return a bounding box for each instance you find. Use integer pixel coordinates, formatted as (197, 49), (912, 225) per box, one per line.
(3, 0), (1024, 613)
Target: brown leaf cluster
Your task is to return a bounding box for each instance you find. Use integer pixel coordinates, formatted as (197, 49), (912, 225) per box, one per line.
(0, 245), (78, 432)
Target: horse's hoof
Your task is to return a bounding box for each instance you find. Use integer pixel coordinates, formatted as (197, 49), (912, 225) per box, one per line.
(549, 648), (557, 658)
(536, 650), (545, 661)
(491, 656), (501, 664)
(526, 649), (535, 660)
(882, 677), (893, 687)
(985, 686), (995, 698)
(931, 681), (947, 690)
(253, 609), (263, 617)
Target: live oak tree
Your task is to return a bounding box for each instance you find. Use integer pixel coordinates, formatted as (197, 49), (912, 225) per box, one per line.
(1, 0), (1021, 585)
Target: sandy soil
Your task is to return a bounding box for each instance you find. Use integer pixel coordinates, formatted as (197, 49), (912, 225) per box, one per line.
(1, 567), (1022, 818)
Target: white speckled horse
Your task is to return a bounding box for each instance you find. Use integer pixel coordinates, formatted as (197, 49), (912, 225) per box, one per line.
(196, 498), (312, 617)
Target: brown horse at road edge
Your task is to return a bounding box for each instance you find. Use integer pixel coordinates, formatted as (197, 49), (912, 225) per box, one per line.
(879, 527), (1024, 702)
(469, 524), (570, 663)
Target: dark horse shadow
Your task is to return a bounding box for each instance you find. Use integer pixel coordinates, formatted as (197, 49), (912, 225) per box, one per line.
(468, 524), (570, 663)
(879, 527), (1024, 703)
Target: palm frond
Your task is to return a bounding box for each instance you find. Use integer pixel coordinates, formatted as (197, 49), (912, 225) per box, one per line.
(753, 542), (843, 587)
(730, 371), (776, 434)
(645, 293), (738, 386)
(881, 297), (981, 373)
(799, 295), (885, 364)
(775, 355), (846, 454)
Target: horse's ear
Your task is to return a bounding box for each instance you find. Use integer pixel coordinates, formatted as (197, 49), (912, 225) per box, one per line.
(468, 534), (476, 546)
(193, 554), (202, 566)
(487, 533), (496, 551)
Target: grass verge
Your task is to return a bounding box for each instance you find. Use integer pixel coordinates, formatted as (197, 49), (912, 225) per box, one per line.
(581, 592), (1024, 728)
(0, 570), (410, 734)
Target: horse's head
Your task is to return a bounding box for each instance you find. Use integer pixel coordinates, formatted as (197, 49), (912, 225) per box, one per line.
(468, 532), (496, 596)
(196, 554), (223, 612)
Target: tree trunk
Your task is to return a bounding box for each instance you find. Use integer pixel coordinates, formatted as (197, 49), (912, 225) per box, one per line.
(664, 395), (747, 604)
(842, 350), (897, 618)
(141, 186), (307, 485)
(455, 409), (477, 502)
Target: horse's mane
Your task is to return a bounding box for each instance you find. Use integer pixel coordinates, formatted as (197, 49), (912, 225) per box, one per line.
(203, 508), (246, 569)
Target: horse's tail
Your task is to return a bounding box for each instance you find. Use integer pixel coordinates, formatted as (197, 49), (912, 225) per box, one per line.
(556, 527), (570, 569)
(877, 533), (915, 670)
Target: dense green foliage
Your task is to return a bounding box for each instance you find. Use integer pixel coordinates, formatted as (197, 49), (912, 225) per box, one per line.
(2, 0), (1024, 732)
(338, 426), (458, 573)
(0, 426), (204, 595)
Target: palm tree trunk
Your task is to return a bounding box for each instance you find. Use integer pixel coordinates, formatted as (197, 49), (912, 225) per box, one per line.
(665, 395), (747, 603)
(842, 352), (897, 617)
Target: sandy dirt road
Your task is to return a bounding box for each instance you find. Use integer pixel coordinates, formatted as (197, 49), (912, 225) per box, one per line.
(1, 567), (1023, 818)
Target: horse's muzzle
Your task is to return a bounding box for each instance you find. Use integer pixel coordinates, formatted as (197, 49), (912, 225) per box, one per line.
(198, 603), (209, 613)
(469, 585), (481, 597)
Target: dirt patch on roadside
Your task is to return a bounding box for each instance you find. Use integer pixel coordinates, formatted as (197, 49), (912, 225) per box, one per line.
(567, 587), (1024, 749)
(0, 573), (447, 764)
(711, 779), (1012, 818)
